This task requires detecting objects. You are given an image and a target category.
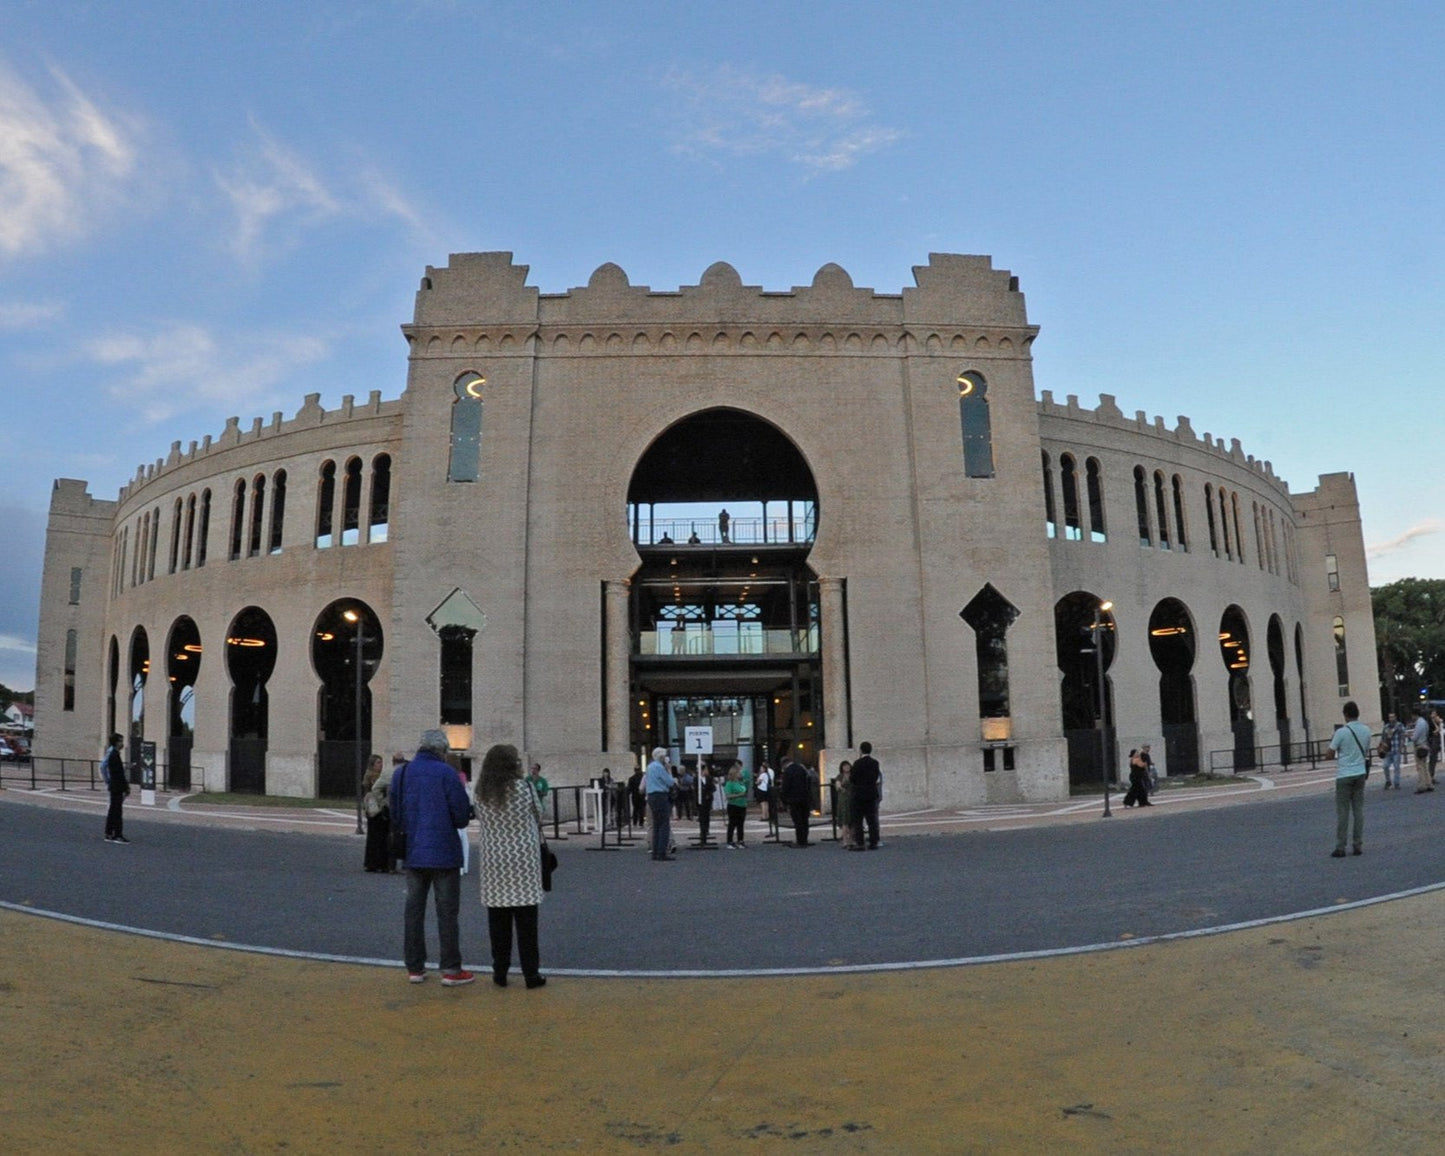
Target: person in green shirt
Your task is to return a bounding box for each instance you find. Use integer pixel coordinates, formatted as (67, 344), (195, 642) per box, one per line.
(723, 763), (748, 848)
(526, 762), (549, 803)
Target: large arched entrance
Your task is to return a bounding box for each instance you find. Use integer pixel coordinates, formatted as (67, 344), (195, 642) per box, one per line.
(312, 599), (384, 799)
(227, 606), (277, 794)
(128, 627), (149, 786)
(1219, 605), (1255, 770)
(165, 616), (201, 789)
(626, 409), (820, 776)
(1149, 598), (1198, 776)
(1055, 592), (1117, 788)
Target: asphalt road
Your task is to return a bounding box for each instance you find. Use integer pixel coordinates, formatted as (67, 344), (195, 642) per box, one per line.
(3, 785), (1442, 974)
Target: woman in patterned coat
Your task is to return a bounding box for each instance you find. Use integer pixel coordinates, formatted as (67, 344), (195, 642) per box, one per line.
(475, 743), (547, 988)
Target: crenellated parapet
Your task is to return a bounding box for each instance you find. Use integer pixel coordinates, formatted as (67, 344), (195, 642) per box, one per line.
(402, 252), (1039, 359)
(117, 389), (402, 505)
(1037, 389), (1292, 500)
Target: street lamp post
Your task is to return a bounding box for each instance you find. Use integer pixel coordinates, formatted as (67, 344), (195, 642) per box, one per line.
(345, 608), (365, 836)
(1093, 599), (1114, 818)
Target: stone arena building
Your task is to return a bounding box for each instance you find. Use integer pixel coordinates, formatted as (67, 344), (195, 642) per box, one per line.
(34, 253), (1378, 806)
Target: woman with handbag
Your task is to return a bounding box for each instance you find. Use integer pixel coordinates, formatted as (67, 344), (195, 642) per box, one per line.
(474, 743), (548, 989)
(362, 754), (394, 872)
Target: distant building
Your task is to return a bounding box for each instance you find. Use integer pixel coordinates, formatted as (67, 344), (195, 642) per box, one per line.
(34, 254), (1376, 801)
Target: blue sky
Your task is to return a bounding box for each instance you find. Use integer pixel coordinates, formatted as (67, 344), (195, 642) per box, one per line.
(2, 0), (1442, 691)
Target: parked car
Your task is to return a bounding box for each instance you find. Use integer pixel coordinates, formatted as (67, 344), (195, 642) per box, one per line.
(0, 738), (15, 761)
(4, 734), (30, 759)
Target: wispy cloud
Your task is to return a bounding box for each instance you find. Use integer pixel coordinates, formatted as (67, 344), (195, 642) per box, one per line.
(85, 322), (331, 424)
(0, 60), (140, 260)
(662, 65), (902, 173)
(0, 634), (38, 658)
(1367, 520), (1443, 559)
(215, 119), (430, 266)
(0, 299), (65, 329)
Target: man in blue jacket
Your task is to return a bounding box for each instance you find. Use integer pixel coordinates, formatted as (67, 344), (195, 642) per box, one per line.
(392, 729), (475, 985)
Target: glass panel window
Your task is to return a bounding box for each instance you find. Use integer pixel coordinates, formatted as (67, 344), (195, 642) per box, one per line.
(958, 372), (994, 479)
(450, 373), (485, 483)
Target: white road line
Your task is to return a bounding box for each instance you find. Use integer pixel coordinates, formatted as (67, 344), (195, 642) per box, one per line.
(7, 879), (1445, 979)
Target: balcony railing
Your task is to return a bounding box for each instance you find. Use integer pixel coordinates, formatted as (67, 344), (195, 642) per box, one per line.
(631, 513), (817, 548)
(638, 625), (819, 656)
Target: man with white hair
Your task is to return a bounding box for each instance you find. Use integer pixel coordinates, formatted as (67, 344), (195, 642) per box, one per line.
(392, 729), (475, 985)
(644, 747), (677, 861)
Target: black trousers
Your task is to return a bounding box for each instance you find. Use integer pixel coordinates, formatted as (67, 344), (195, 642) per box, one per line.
(105, 789), (126, 838)
(487, 904), (541, 979)
(852, 798), (880, 848)
(788, 801), (811, 845)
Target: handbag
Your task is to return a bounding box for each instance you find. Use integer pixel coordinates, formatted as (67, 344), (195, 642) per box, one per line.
(540, 842), (558, 891)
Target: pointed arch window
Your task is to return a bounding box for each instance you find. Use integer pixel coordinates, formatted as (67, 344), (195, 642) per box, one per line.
(450, 373), (485, 483)
(1085, 457), (1106, 542)
(196, 489), (211, 567)
(1153, 470), (1171, 550)
(957, 371), (994, 478)
(341, 457), (363, 546)
(1171, 475), (1188, 552)
(1041, 452), (1057, 539)
(1133, 466), (1152, 547)
(248, 473), (266, 557)
(315, 461), (336, 549)
(1060, 454), (1083, 540)
(169, 498), (183, 574)
(269, 469), (287, 554)
(369, 454), (391, 543)
(229, 479), (246, 561)
(1332, 616), (1350, 696)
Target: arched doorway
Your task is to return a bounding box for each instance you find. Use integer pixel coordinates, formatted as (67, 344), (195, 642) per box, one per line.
(1219, 605), (1254, 770)
(165, 616), (201, 789)
(1149, 598), (1198, 776)
(1267, 615), (1292, 763)
(312, 600), (384, 799)
(1055, 592), (1116, 787)
(626, 408), (821, 776)
(227, 607), (277, 794)
(128, 627), (149, 786)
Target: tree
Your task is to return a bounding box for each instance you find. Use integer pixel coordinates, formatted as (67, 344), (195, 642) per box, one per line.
(1372, 579), (1445, 716)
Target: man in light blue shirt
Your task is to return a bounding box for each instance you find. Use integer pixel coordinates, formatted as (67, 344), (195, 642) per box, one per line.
(644, 748), (677, 861)
(1329, 701), (1372, 858)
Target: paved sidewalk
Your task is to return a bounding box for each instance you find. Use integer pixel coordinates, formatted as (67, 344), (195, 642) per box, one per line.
(5, 767), (1442, 1151)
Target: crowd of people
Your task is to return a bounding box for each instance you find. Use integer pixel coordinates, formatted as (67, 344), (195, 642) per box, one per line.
(362, 736), (889, 987)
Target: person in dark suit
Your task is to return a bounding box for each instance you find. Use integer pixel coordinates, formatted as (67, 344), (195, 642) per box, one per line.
(779, 757), (813, 846)
(849, 742), (882, 850)
(102, 733), (130, 844)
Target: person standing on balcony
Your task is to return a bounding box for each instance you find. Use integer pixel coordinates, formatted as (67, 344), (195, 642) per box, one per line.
(718, 508), (730, 543)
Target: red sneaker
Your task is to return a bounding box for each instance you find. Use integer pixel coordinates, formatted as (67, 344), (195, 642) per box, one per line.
(441, 970), (476, 987)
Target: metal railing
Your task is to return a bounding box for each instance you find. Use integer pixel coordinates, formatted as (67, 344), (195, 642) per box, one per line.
(1205, 738), (1338, 775)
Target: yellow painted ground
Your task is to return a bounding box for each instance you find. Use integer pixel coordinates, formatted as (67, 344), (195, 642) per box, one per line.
(4, 893), (1444, 1153)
